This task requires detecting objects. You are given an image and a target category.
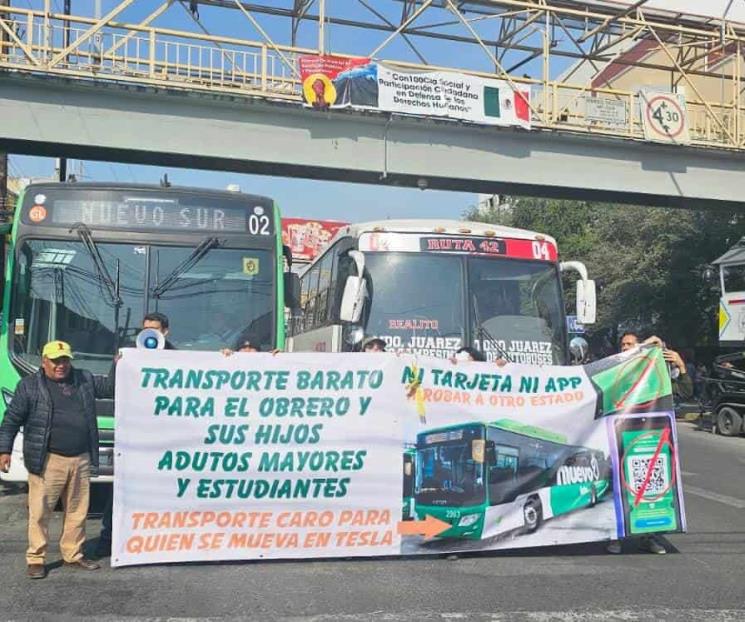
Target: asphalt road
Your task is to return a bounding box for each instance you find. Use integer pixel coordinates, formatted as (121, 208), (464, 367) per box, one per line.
(1, 421), (744, 621)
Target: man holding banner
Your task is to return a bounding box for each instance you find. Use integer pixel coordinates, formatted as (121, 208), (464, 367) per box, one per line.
(606, 332), (689, 555)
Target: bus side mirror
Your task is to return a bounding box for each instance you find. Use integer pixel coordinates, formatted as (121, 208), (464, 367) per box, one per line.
(569, 336), (589, 364)
(339, 250), (367, 323)
(284, 272), (301, 309)
(485, 441), (496, 466)
(340, 276), (367, 322)
(576, 279), (596, 325)
(560, 261), (596, 325)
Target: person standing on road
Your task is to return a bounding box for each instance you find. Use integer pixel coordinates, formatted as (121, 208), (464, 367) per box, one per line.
(0, 341), (113, 579)
(607, 331), (687, 556)
(362, 337), (387, 353)
(221, 335), (280, 356)
(643, 335), (693, 403)
(96, 312), (174, 558)
(142, 312), (177, 350)
(453, 346), (487, 362)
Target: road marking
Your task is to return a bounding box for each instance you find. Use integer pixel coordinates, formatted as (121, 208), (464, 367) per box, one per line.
(684, 485), (745, 509)
(680, 471), (697, 477)
(289, 610), (745, 621)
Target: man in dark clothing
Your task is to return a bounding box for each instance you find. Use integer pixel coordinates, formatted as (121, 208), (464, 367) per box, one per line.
(363, 337), (387, 353)
(607, 333), (689, 556)
(96, 312), (173, 558)
(0, 340), (113, 579)
(142, 312), (176, 350)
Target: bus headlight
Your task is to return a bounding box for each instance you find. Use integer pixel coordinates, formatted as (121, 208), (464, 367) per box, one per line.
(458, 513), (479, 527)
(2, 389), (13, 407)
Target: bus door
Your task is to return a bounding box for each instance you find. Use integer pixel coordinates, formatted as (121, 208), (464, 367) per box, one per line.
(487, 444), (519, 505)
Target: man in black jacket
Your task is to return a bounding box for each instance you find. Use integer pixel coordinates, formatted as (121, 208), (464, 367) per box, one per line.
(95, 312), (174, 559)
(0, 340), (113, 579)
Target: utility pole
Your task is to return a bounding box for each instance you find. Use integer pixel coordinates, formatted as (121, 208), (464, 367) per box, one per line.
(0, 0), (9, 213)
(57, 0), (72, 182)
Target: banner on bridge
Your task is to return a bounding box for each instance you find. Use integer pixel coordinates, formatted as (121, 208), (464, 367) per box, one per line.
(112, 347), (685, 567)
(298, 55), (531, 129)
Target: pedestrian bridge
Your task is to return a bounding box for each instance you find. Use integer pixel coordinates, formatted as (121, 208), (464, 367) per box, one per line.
(1, 1), (744, 209)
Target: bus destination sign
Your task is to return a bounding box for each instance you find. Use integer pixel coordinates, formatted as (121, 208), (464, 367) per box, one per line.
(417, 235), (558, 261)
(24, 196), (274, 235)
(420, 236), (506, 255)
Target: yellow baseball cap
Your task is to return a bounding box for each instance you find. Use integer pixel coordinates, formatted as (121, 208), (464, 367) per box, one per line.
(42, 340), (74, 360)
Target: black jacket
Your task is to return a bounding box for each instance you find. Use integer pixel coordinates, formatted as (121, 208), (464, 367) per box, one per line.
(673, 371), (694, 401)
(0, 368), (113, 475)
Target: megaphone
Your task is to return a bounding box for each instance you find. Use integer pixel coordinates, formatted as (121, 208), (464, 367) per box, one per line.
(136, 328), (165, 350)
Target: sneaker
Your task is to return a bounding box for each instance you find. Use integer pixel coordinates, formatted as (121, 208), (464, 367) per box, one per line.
(27, 564), (46, 580)
(606, 540), (622, 554)
(640, 536), (667, 555)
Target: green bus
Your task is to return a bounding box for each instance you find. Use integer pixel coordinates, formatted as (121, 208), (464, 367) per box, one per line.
(0, 182), (297, 484)
(414, 419), (610, 540)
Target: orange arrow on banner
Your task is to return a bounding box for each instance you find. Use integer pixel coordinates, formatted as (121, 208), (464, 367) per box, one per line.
(397, 515), (451, 539)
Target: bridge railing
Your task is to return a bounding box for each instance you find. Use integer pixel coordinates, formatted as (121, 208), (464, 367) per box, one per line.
(1, 5), (744, 152)
(0, 6), (303, 99)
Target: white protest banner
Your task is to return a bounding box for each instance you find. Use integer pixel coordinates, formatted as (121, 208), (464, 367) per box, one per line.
(376, 65), (531, 129)
(112, 348), (685, 567)
(112, 351), (402, 566)
(296, 55), (531, 129)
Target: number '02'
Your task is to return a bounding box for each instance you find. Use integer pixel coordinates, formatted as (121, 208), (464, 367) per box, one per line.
(248, 213), (270, 235)
(532, 241), (550, 260)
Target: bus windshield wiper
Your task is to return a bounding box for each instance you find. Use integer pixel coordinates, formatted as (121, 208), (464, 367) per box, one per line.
(471, 293), (511, 362)
(151, 237), (221, 298)
(70, 223), (122, 308)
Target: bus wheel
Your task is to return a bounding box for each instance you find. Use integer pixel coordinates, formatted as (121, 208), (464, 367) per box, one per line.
(523, 498), (542, 533)
(716, 407), (743, 437)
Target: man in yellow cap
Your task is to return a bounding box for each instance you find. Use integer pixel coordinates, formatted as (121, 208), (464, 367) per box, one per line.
(0, 340), (113, 579)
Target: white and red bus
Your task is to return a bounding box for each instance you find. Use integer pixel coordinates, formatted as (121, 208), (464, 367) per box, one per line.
(288, 219), (595, 364)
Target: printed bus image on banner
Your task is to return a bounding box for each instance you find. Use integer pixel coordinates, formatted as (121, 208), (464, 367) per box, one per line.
(111, 346), (684, 567)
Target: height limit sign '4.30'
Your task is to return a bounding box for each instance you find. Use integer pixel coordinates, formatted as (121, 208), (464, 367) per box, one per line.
(639, 90), (690, 145)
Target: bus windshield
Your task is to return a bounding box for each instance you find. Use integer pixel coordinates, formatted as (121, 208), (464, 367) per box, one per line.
(363, 253), (465, 357)
(11, 239), (274, 374)
(415, 440), (485, 507)
(469, 257), (564, 364)
(363, 252), (565, 363)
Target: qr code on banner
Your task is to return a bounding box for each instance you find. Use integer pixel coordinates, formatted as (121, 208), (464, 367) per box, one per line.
(629, 454), (669, 496)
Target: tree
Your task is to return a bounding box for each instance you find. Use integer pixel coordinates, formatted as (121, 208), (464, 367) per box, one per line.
(465, 197), (745, 359)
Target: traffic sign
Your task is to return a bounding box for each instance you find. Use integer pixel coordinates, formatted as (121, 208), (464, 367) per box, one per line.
(640, 90), (690, 144)
(567, 315), (586, 334)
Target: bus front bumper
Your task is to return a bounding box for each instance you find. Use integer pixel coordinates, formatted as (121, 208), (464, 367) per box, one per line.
(416, 505), (485, 540)
(0, 433), (114, 483)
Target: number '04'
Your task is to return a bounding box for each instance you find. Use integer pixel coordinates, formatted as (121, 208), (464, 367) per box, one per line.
(532, 241), (550, 260)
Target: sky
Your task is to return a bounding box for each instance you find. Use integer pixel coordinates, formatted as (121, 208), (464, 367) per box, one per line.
(6, 0), (562, 222)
